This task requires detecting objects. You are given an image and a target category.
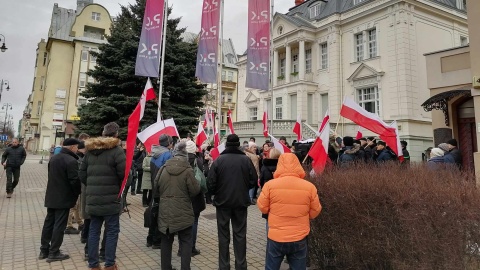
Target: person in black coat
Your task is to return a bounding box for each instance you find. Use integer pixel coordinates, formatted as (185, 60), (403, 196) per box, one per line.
(376, 141), (394, 163)
(207, 134), (257, 270)
(39, 138), (81, 263)
(259, 148), (281, 222)
(444, 139), (462, 169)
(2, 138), (27, 198)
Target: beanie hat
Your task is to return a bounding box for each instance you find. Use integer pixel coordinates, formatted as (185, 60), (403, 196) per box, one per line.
(400, 140), (407, 147)
(103, 122), (119, 137)
(159, 134), (172, 147)
(78, 141), (85, 149)
(430, 148), (444, 158)
(63, 138), (80, 146)
(447, 139), (458, 147)
(186, 140), (197, 154)
(226, 134), (240, 147)
(438, 143), (450, 153)
(367, 136), (375, 141)
(343, 136), (354, 147)
(248, 141), (257, 148)
(175, 141), (187, 156)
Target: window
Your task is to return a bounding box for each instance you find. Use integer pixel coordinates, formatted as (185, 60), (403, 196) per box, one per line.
(357, 87), (380, 115)
(279, 58), (286, 77)
(353, 0), (365, 4)
(37, 101), (42, 116)
(461, 36), (468, 46)
(457, 0), (466, 10)
(221, 71), (226, 81)
(277, 26), (284, 35)
(368, 29), (377, 58)
(78, 98), (87, 106)
(54, 101), (65, 111)
(275, 97), (283, 120)
(309, 4), (322, 19)
(249, 107), (258, 121)
(79, 72), (86, 87)
(92, 12), (101, 21)
(84, 26), (104, 40)
(292, 54), (299, 73)
(225, 53), (235, 64)
(55, 89), (66, 99)
(40, 76), (45, 90)
(305, 49), (312, 73)
(321, 43), (328, 69)
(88, 76), (95, 84)
(321, 94), (328, 116)
(90, 49), (98, 63)
(43, 52), (48, 66)
(226, 92), (233, 102)
(227, 71), (233, 82)
(355, 33), (364, 62)
(290, 94), (297, 120)
(81, 47), (89, 61)
(35, 53), (39, 67)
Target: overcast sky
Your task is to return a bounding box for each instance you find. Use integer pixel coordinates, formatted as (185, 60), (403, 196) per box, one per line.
(0, 0), (296, 136)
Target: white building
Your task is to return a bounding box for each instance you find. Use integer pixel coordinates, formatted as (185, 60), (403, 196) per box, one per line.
(236, 0), (468, 161)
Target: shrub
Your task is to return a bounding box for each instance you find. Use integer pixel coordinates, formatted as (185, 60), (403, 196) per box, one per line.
(308, 163), (480, 270)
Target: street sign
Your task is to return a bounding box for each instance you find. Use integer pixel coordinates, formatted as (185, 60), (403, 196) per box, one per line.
(0, 135), (8, 141)
(70, 115), (81, 120)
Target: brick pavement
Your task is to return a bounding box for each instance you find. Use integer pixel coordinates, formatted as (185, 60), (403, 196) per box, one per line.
(0, 154), (291, 270)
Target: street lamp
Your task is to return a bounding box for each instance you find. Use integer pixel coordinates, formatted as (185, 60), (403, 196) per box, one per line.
(0, 79), (10, 104)
(2, 103), (12, 134)
(0, 34), (7, 52)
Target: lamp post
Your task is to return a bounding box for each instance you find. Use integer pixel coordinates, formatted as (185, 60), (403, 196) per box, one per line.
(2, 103), (12, 134)
(0, 34), (7, 52)
(0, 79), (10, 103)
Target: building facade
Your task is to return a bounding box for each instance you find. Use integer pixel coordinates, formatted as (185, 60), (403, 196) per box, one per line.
(22, 0), (112, 151)
(236, 0), (468, 161)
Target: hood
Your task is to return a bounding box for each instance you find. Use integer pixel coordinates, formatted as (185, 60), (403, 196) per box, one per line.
(429, 156), (445, 163)
(85, 137), (120, 156)
(152, 144), (170, 158)
(262, 158), (278, 173)
(274, 153), (306, 179)
(344, 145), (360, 155)
(164, 156), (191, 176)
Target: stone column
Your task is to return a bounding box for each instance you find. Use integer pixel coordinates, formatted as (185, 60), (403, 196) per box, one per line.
(299, 40), (306, 80)
(273, 49), (279, 86)
(286, 44), (291, 83)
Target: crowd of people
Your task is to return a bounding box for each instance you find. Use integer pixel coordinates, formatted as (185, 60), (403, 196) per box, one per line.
(1, 121), (465, 270)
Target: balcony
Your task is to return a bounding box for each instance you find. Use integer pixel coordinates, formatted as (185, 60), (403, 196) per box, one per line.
(233, 120), (320, 140)
(222, 80), (237, 89)
(221, 101), (236, 108)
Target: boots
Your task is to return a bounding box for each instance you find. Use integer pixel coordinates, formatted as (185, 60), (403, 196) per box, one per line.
(104, 264), (119, 270)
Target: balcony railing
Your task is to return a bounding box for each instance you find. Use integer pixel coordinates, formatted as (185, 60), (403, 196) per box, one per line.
(222, 81), (237, 89)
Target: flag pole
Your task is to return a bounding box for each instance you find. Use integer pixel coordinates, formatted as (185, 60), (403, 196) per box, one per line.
(157, 0), (169, 122)
(269, 0), (275, 137)
(216, 0), (224, 141)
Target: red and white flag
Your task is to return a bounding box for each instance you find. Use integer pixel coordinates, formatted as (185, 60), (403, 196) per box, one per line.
(137, 118), (180, 152)
(213, 127), (220, 148)
(227, 109), (235, 134)
(210, 143), (226, 160)
(387, 121), (403, 161)
(355, 126), (363, 140)
(269, 134), (291, 154)
(293, 114), (302, 141)
(308, 111), (330, 175)
(119, 79), (156, 197)
(202, 107), (212, 131)
(262, 110), (268, 137)
(318, 109), (330, 133)
(195, 121), (208, 150)
(340, 96), (397, 139)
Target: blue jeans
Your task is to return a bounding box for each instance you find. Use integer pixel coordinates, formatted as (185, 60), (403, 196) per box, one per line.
(88, 214), (120, 268)
(265, 238), (307, 270)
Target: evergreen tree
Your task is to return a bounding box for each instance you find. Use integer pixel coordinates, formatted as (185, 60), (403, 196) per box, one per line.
(76, 0), (206, 138)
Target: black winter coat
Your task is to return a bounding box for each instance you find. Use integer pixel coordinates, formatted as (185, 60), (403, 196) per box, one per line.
(133, 148), (146, 171)
(207, 147), (257, 209)
(2, 145), (26, 168)
(45, 148), (81, 209)
(259, 158), (278, 219)
(79, 137), (126, 216)
(188, 153), (206, 215)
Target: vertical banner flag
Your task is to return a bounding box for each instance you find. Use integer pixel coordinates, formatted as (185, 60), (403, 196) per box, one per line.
(308, 111), (330, 175)
(262, 110), (269, 137)
(135, 0), (165, 77)
(195, 0), (221, 83)
(246, 0), (270, 90)
(227, 109), (235, 134)
(293, 114), (302, 141)
(318, 109), (330, 133)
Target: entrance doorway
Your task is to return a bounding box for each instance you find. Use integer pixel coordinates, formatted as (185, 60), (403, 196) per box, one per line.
(457, 98), (477, 172)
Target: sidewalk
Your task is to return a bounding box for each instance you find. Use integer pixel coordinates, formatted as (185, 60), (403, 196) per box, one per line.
(0, 155), (290, 270)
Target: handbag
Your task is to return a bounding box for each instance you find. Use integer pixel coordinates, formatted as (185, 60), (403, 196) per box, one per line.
(194, 159), (208, 193)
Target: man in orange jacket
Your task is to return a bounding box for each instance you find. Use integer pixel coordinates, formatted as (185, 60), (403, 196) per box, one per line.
(257, 153), (322, 270)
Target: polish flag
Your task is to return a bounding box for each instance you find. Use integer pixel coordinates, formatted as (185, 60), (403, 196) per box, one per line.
(318, 109), (330, 133)
(227, 109), (235, 134)
(210, 143), (226, 160)
(137, 118), (180, 152)
(262, 110), (268, 137)
(203, 108), (212, 131)
(119, 79), (156, 197)
(386, 121), (403, 161)
(293, 114), (302, 141)
(308, 111), (330, 175)
(195, 121), (208, 150)
(340, 96), (397, 139)
(269, 134), (291, 154)
(355, 126), (363, 140)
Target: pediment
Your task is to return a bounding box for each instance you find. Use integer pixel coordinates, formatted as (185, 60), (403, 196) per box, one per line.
(244, 91), (259, 104)
(347, 63), (384, 82)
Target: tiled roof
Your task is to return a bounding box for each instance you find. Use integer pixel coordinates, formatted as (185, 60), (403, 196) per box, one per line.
(48, 4), (77, 41)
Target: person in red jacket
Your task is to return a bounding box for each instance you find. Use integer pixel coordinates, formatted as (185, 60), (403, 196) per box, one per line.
(257, 153), (322, 270)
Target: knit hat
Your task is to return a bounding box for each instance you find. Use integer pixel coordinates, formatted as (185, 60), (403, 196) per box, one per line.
(226, 134), (240, 147)
(447, 139), (458, 147)
(438, 143), (449, 153)
(186, 140), (197, 154)
(367, 136), (375, 142)
(248, 141), (257, 148)
(63, 138), (80, 146)
(102, 122), (119, 137)
(159, 134), (172, 147)
(175, 141), (187, 156)
(78, 141), (85, 149)
(430, 148), (444, 158)
(343, 136), (354, 147)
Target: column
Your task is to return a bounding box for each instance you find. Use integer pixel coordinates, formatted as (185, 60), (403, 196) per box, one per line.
(299, 40), (306, 81)
(286, 44), (291, 83)
(273, 49), (279, 86)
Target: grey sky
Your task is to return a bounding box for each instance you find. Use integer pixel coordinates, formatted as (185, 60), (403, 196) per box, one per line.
(0, 0), (296, 135)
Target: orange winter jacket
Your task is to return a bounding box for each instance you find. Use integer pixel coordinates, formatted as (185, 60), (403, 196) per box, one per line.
(257, 153), (322, 243)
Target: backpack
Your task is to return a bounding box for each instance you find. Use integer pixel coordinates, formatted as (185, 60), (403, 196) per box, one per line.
(194, 159), (208, 193)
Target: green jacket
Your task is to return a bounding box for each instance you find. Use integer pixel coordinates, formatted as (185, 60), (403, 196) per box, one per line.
(154, 154), (200, 234)
(79, 137), (126, 217)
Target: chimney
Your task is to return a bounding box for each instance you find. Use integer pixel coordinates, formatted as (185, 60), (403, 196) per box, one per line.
(295, 0), (305, 6)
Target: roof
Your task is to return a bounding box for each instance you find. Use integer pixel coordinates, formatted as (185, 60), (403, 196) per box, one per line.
(48, 4), (77, 41)
(181, 32), (239, 68)
(424, 44), (469, 56)
(282, 0), (465, 24)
